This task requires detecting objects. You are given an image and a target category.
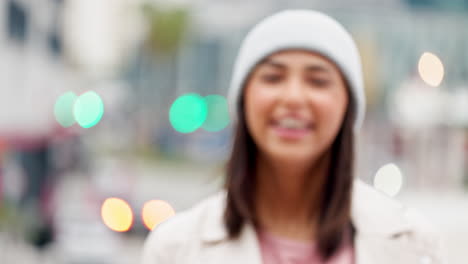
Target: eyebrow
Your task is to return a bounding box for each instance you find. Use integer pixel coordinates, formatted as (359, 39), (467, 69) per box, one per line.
(305, 65), (330, 73)
(260, 59), (286, 69)
(260, 59), (331, 73)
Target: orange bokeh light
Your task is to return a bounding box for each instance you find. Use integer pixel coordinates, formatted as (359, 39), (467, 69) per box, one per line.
(101, 198), (134, 232)
(141, 200), (175, 230)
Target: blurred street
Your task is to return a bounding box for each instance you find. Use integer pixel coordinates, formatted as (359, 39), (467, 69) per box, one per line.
(1, 156), (222, 264)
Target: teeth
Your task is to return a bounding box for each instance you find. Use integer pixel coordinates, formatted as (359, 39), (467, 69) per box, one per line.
(277, 118), (307, 129)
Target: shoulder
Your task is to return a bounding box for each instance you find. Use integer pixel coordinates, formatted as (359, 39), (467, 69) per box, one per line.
(141, 192), (226, 264)
(352, 180), (444, 261)
(353, 179), (440, 235)
(401, 201), (444, 258)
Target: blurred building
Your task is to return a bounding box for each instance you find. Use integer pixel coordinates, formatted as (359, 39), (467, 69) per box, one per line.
(0, 0), (466, 189)
(0, 0), (70, 140)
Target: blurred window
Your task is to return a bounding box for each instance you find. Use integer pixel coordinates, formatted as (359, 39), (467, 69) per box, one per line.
(7, 0), (29, 43)
(47, 31), (61, 56)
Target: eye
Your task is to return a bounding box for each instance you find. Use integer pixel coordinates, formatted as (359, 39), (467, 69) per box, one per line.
(306, 78), (330, 87)
(260, 74), (283, 84)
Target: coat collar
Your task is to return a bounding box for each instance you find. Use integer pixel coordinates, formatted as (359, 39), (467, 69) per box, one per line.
(199, 179), (412, 244)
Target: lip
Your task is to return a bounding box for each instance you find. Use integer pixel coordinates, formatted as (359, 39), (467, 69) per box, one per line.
(271, 125), (312, 140)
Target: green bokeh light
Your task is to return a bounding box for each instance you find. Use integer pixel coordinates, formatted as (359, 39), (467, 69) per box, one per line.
(73, 91), (104, 128)
(169, 93), (207, 133)
(54, 91), (78, 127)
(202, 95), (230, 132)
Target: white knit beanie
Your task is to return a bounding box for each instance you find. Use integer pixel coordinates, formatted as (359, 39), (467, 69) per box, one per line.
(228, 9), (366, 132)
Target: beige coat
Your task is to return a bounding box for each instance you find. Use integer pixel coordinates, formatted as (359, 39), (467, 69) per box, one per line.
(142, 180), (444, 264)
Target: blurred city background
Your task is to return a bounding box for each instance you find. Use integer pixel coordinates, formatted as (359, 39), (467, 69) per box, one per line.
(0, 0), (467, 263)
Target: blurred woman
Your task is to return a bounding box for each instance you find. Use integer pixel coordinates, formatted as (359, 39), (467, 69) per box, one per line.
(142, 10), (443, 264)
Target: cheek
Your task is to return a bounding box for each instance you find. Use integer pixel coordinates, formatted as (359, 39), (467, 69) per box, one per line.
(245, 85), (276, 132)
(314, 92), (348, 136)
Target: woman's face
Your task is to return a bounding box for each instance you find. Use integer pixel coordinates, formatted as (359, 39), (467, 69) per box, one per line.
(244, 50), (349, 165)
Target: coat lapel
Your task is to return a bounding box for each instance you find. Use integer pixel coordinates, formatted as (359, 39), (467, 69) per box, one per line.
(352, 180), (423, 264)
(355, 232), (431, 264)
(199, 192), (262, 264)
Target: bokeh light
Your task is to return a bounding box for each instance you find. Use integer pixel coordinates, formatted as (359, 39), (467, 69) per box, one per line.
(101, 198), (134, 232)
(202, 95), (230, 132)
(54, 91), (78, 127)
(73, 91), (104, 128)
(418, 52), (444, 87)
(169, 93), (207, 133)
(373, 163), (403, 197)
(141, 200), (175, 230)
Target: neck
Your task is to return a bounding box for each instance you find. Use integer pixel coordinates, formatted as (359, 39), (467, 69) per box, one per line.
(254, 151), (331, 241)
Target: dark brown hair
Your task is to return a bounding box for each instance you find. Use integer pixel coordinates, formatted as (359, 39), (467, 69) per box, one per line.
(223, 77), (357, 261)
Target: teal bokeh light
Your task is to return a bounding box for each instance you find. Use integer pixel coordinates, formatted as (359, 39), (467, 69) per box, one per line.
(202, 95), (230, 132)
(169, 93), (207, 133)
(54, 91), (78, 127)
(73, 91), (104, 128)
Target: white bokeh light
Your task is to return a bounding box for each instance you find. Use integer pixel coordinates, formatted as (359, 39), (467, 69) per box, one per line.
(373, 163), (403, 197)
(418, 52), (444, 87)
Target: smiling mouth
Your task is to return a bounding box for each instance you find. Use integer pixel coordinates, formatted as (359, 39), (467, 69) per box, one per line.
(270, 117), (315, 140)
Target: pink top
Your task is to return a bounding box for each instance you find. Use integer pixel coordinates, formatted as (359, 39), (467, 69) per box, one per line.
(256, 230), (354, 264)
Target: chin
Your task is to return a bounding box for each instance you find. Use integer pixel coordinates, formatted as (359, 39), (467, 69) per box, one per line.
(267, 147), (318, 165)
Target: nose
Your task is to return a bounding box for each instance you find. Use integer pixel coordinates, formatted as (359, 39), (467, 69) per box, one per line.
(280, 76), (306, 108)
